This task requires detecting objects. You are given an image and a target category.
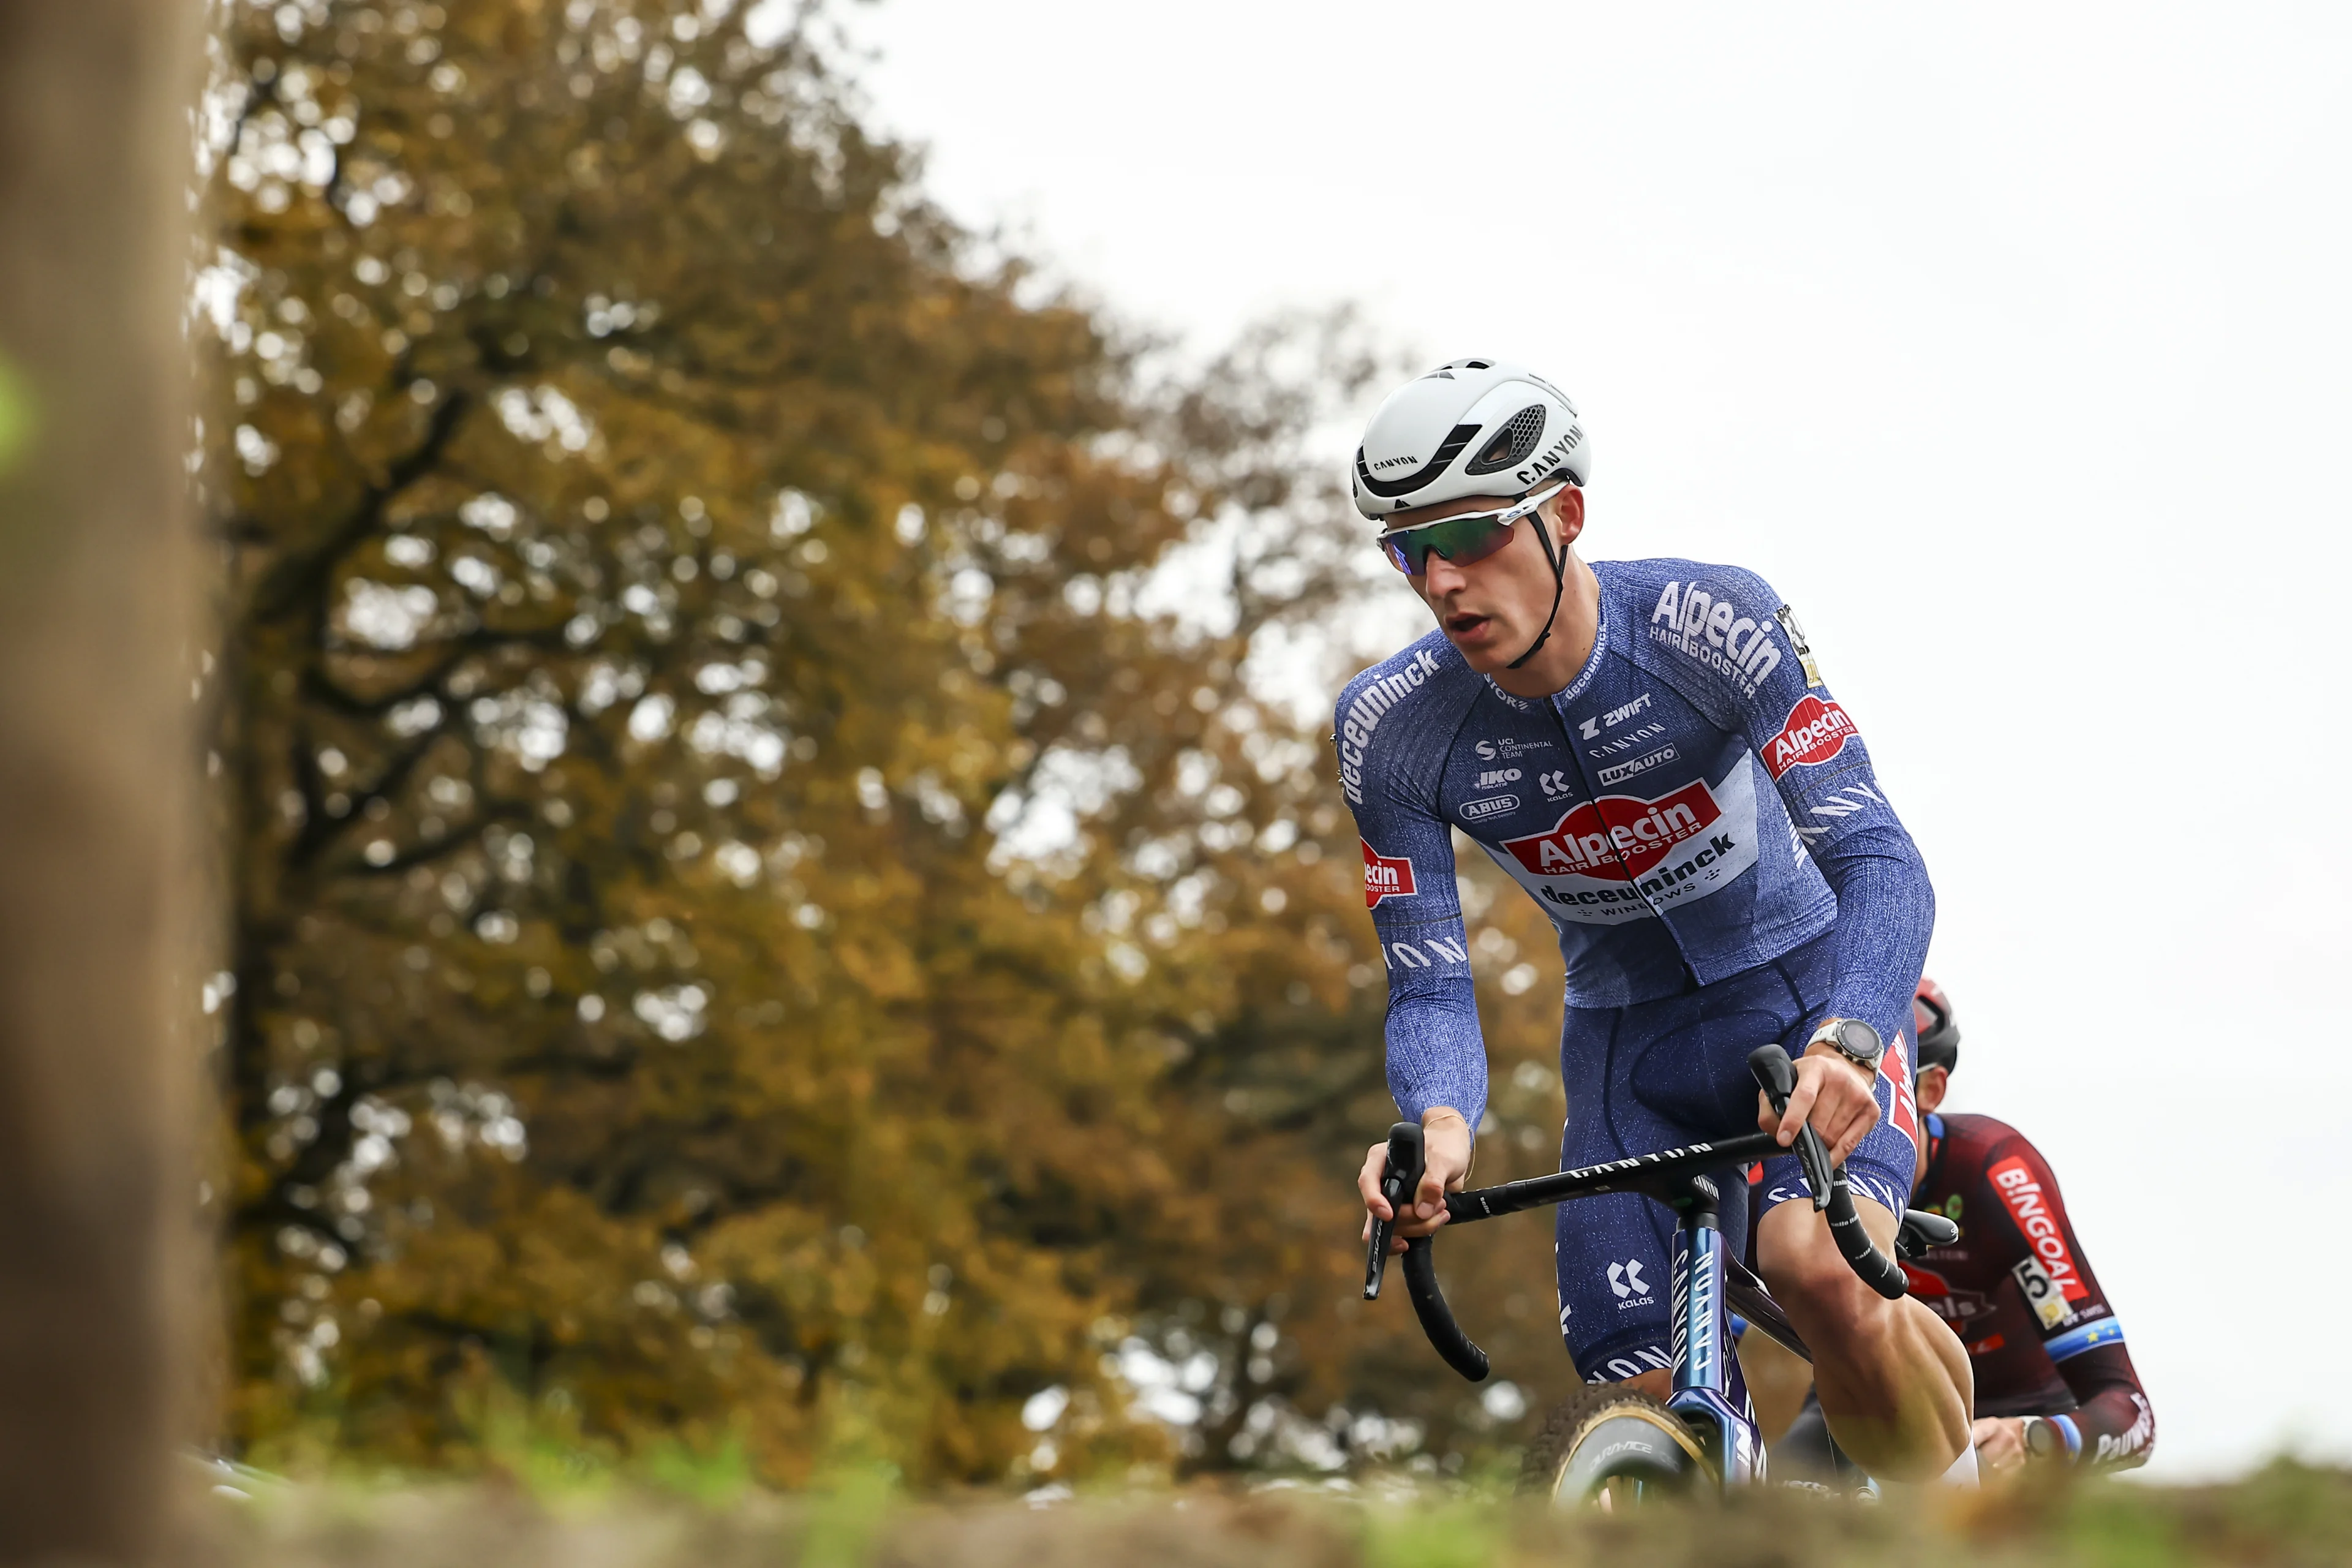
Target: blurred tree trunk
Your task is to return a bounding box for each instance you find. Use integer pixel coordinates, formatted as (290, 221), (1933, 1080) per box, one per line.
(0, 0), (199, 1560)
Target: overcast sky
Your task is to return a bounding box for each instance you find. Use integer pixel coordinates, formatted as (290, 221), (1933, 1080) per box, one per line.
(843, 1), (2352, 1478)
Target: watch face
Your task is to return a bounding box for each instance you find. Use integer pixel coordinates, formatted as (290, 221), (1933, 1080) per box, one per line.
(1836, 1019), (1882, 1059)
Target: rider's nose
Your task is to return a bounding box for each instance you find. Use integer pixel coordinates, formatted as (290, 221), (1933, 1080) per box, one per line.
(1420, 554), (1466, 595)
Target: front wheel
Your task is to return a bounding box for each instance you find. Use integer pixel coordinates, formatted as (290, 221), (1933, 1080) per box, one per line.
(1520, 1384), (1708, 1508)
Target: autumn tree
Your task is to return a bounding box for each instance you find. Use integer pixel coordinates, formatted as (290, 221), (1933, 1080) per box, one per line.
(202, 0), (1581, 1485)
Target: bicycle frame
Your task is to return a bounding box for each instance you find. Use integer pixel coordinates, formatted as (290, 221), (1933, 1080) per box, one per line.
(1364, 1044), (1942, 1490)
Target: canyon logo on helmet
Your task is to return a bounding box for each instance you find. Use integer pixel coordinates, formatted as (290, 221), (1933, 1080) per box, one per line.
(1352, 359), (1589, 521)
(1356, 359), (1591, 670)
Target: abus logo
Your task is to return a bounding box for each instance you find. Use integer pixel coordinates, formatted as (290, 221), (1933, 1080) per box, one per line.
(1989, 1156), (2088, 1302)
(1607, 1259), (1650, 1302)
(1460, 794), (1517, 821)
(1361, 839), (1417, 908)
(1501, 778), (1717, 883)
(1476, 767), (1521, 788)
(1766, 695), (1858, 778)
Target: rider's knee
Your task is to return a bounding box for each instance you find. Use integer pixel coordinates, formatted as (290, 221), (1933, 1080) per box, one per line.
(1757, 1212), (1885, 1327)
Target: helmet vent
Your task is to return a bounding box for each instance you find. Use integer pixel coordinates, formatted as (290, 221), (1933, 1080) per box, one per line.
(1464, 404), (1547, 476)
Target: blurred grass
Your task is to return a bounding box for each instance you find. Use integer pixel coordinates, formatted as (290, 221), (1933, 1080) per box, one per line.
(179, 1459), (2352, 1568)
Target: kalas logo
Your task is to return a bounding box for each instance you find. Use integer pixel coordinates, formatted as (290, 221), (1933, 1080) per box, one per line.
(1499, 778), (1717, 883)
(1361, 839), (1417, 908)
(1765, 695), (1858, 778)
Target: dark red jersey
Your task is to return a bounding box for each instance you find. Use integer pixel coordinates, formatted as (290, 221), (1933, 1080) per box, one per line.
(1904, 1111), (2154, 1467)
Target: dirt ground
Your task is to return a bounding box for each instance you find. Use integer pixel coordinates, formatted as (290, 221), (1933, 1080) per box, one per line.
(177, 1459), (2352, 1568)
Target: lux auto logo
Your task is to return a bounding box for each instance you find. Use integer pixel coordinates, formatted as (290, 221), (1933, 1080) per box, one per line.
(1608, 1259), (1651, 1301)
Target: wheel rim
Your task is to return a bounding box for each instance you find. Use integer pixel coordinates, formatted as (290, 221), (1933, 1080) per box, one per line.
(1547, 1406), (1708, 1507)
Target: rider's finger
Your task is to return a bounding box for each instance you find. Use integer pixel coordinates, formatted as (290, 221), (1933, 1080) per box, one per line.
(1777, 1072), (1822, 1146)
(1359, 1144), (1393, 1221)
(1415, 1166), (1449, 1221)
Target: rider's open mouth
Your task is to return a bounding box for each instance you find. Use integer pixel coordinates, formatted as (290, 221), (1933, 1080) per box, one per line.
(1446, 612), (1490, 638)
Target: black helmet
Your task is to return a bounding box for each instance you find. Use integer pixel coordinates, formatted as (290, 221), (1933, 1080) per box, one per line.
(1913, 977), (1959, 1073)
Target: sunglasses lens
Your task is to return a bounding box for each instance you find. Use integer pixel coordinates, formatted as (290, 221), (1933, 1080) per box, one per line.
(1377, 507), (1528, 575)
(1445, 516), (1517, 567)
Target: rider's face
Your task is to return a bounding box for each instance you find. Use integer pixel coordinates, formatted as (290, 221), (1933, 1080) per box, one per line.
(1392, 488), (1586, 673)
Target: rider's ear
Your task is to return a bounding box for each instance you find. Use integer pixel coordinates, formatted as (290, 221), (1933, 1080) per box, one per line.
(1551, 486), (1587, 550)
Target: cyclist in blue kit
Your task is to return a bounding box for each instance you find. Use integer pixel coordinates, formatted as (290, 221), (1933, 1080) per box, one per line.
(1345, 360), (1973, 1481)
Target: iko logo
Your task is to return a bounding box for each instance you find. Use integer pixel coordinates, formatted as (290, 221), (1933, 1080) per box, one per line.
(1765, 695), (1858, 778)
(1360, 839), (1417, 909)
(1597, 745), (1676, 788)
(1539, 769), (1572, 799)
(1460, 794), (1518, 821)
(1476, 767), (1522, 789)
(1607, 1259), (1652, 1303)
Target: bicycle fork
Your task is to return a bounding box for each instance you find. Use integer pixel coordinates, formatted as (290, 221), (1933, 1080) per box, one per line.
(1664, 1174), (1765, 1488)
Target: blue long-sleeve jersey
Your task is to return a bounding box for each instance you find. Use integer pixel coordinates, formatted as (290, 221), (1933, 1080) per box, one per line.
(1336, 557), (1934, 1133)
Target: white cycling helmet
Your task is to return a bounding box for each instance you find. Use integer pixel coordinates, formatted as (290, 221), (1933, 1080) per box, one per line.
(1351, 358), (1589, 521)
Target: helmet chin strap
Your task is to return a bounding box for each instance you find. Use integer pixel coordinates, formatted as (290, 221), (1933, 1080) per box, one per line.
(1507, 513), (1570, 671)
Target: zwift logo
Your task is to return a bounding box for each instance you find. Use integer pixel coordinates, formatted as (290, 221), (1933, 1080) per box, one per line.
(1648, 581), (1781, 696)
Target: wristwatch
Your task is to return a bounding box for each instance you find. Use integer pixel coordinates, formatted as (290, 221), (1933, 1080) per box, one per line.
(1807, 1016), (1884, 1077)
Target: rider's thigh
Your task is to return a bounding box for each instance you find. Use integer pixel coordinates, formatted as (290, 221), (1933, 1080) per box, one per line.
(1553, 1189), (1679, 1384)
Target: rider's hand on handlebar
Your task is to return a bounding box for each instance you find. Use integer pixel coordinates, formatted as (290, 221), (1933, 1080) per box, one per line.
(1359, 1109), (1470, 1251)
(1972, 1416), (2030, 1476)
(1756, 1043), (1881, 1167)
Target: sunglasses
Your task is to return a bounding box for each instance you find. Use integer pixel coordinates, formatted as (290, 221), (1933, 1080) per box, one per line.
(1376, 483), (1566, 576)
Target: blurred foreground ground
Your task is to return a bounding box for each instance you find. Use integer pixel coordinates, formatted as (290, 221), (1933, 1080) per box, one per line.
(182, 1461), (2352, 1568)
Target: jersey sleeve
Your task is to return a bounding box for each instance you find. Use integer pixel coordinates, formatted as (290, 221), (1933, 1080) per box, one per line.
(1977, 1134), (2156, 1468)
(1335, 672), (1487, 1135)
(1641, 568), (1932, 1057)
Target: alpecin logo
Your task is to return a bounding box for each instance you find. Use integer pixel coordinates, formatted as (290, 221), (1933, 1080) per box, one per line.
(1766, 694), (1858, 778)
(1361, 839), (1417, 908)
(1499, 778), (1717, 883)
